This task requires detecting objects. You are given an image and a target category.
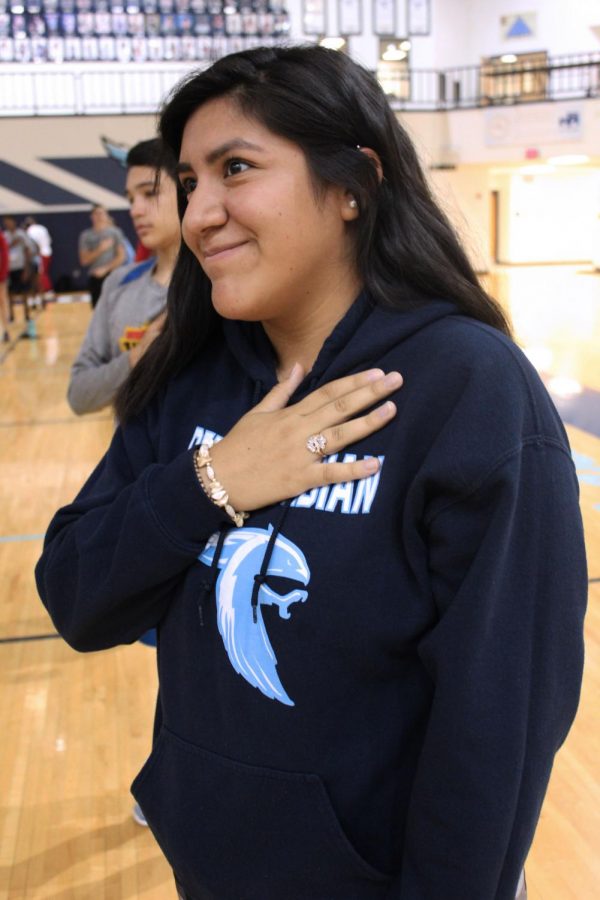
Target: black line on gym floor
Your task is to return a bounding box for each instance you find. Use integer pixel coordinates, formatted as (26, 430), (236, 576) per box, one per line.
(0, 633), (62, 645)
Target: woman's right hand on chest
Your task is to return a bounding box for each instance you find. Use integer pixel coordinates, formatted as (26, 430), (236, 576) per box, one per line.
(205, 365), (403, 512)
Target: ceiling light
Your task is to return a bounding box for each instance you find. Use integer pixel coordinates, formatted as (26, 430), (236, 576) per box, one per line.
(319, 37), (346, 51)
(382, 45), (407, 62)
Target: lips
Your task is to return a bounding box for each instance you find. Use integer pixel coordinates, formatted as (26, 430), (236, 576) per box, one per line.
(202, 240), (248, 261)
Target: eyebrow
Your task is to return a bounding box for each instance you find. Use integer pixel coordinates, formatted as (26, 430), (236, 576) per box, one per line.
(177, 138), (265, 173)
(124, 179), (158, 195)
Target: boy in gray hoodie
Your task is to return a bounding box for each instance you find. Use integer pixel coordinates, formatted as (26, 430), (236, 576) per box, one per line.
(68, 139), (180, 415)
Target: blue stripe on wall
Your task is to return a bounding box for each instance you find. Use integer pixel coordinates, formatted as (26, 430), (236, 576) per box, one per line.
(44, 156), (126, 197)
(0, 160), (87, 205)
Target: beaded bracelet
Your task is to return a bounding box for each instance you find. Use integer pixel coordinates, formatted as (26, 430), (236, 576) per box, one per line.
(193, 441), (249, 528)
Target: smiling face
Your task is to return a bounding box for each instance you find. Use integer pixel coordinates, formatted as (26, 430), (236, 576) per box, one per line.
(125, 165), (180, 254)
(177, 95), (361, 328)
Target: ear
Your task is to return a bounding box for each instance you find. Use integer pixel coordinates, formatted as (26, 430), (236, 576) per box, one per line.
(338, 147), (384, 221)
(358, 147), (384, 183)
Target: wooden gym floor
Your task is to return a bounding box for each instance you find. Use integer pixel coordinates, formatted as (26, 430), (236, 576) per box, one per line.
(0, 268), (598, 898)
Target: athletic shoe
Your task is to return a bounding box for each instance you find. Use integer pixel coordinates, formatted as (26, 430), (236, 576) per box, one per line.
(132, 802), (148, 826)
(22, 320), (37, 339)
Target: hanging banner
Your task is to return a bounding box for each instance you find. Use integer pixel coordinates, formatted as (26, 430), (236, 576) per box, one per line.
(338, 0), (362, 36)
(373, 0), (395, 36)
(407, 0), (430, 36)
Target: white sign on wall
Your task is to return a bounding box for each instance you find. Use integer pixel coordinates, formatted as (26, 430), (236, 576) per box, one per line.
(484, 105), (583, 146)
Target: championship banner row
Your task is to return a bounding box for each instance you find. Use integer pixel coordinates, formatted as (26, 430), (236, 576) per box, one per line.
(1, 7), (289, 40)
(0, 32), (288, 62)
(0, 0), (276, 10)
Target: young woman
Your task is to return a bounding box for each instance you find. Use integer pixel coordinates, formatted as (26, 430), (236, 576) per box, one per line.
(36, 47), (587, 900)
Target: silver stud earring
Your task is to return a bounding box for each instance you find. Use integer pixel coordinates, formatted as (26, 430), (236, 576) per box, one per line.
(349, 199), (358, 209)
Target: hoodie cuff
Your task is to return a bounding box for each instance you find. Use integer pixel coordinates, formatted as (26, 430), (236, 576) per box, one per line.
(145, 449), (231, 549)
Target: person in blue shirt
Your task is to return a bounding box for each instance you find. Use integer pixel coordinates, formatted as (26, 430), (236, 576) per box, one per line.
(37, 46), (586, 900)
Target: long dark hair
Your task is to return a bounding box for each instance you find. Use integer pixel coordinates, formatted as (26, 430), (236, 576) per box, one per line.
(116, 44), (510, 422)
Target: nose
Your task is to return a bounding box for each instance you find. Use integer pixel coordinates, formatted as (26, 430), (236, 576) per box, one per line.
(129, 195), (146, 221)
(182, 181), (228, 238)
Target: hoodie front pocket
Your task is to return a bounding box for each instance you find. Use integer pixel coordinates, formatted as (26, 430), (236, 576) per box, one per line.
(132, 727), (390, 900)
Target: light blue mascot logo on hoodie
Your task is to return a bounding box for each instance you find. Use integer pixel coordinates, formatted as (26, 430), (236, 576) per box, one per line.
(199, 526), (310, 706)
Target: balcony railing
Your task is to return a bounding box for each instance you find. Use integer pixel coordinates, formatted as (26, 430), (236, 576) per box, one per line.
(387, 52), (600, 111)
(0, 51), (599, 117)
(0, 60), (199, 116)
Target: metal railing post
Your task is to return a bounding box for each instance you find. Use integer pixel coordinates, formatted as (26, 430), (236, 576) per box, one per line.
(453, 79), (461, 107)
(74, 70), (83, 115)
(438, 71), (446, 107)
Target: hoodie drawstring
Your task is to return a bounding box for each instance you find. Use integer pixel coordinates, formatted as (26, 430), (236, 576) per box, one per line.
(250, 501), (292, 624)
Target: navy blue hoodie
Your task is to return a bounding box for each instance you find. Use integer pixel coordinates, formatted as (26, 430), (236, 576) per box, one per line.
(36, 295), (587, 900)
